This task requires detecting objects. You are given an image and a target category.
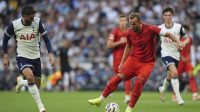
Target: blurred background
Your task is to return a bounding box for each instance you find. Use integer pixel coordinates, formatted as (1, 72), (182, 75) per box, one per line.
(0, 0), (200, 92)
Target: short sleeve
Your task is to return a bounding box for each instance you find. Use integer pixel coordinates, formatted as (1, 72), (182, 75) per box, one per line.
(180, 26), (189, 38)
(5, 23), (14, 37)
(180, 26), (186, 37)
(108, 29), (117, 40)
(149, 25), (162, 35)
(39, 20), (47, 35)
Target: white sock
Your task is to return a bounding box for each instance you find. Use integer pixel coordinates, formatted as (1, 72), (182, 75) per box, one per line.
(161, 78), (170, 91)
(125, 95), (130, 100)
(171, 78), (183, 100)
(193, 92), (198, 97)
(126, 106), (133, 111)
(99, 95), (105, 101)
(20, 80), (28, 86)
(28, 84), (44, 109)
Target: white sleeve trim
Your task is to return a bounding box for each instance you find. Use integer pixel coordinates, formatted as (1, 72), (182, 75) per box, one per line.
(159, 28), (167, 36)
(42, 31), (47, 36)
(5, 30), (13, 37)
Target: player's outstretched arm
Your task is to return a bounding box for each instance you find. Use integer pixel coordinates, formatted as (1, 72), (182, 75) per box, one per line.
(118, 43), (132, 70)
(164, 32), (183, 50)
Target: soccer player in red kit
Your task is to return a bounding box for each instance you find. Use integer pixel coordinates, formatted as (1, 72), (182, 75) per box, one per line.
(88, 13), (183, 112)
(107, 14), (132, 103)
(177, 25), (200, 101)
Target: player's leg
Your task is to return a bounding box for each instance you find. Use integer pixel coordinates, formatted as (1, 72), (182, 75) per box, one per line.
(16, 75), (28, 93)
(125, 62), (154, 112)
(22, 68), (45, 112)
(88, 73), (126, 106)
(159, 71), (171, 101)
(186, 63), (200, 100)
(113, 64), (131, 103)
(168, 64), (184, 105)
(124, 79), (131, 103)
(159, 57), (174, 101)
(88, 57), (136, 106)
(171, 61), (184, 102)
(35, 77), (41, 89)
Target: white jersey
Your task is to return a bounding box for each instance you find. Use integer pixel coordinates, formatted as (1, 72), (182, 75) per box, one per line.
(5, 17), (47, 59)
(159, 23), (186, 60)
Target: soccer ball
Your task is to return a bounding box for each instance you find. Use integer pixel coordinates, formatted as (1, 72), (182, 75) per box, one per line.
(105, 102), (120, 112)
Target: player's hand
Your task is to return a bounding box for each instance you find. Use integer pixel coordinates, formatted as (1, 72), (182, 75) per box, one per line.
(119, 37), (127, 44)
(48, 53), (55, 67)
(177, 42), (183, 51)
(3, 54), (10, 70)
(181, 42), (187, 47)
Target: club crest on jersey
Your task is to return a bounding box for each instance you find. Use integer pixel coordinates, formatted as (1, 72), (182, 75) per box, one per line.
(20, 34), (35, 40)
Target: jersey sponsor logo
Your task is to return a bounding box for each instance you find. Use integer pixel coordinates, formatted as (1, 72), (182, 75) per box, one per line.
(20, 34), (35, 40)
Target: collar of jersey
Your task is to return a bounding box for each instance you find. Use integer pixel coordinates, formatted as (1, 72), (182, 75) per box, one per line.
(164, 23), (174, 29)
(21, 18), (31, 26)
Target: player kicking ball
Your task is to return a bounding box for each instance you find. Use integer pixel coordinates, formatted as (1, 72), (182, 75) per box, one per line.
(88, 13), (183, 112)
(3, 5), (55, 112)
(107, 14), (131, 103)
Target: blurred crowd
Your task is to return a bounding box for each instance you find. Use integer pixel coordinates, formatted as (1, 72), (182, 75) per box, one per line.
(0, 0), (200, 91)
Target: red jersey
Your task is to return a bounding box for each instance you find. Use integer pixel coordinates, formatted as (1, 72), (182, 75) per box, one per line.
(109, 27), (126, 73)
(180, 37), (192, 61)
(126, 24), (161, 62)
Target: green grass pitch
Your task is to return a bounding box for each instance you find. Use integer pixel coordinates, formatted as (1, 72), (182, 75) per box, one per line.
(0, 91), (200, 112)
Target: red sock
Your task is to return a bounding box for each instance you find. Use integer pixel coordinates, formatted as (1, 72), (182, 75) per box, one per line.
(189, 76), (197, 93)
(129, 79), (144, 108)
(124, 79), (132, 95)
(102, 75), (122, 97)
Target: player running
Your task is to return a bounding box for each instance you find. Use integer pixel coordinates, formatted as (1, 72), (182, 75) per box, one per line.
(2, 5), (55, 112)
(158, 7), (190, 105)
(176, 24), (200, 101)
(107, 14), (131, 103)
(88, 13), (183, 112)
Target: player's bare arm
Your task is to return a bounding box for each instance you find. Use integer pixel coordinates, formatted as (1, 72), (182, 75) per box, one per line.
(164, 32), (183, 50)
(118, 43), (132, 70)
(48, 53), (55, 67)
(107, 34), (127, 48)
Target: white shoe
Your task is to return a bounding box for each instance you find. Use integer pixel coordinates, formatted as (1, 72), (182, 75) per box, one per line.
(124, 95), (130, 103)
(159, 86), (165, 102)
(192, 93), (200, 101)
(177, 98), (184, 105)
(16, 76), (23, 93)
(39, 106), (46, 112)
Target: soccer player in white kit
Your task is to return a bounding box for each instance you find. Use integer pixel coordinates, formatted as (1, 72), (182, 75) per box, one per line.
(158, 7), (190, 105)
(2, 6), (55, 112)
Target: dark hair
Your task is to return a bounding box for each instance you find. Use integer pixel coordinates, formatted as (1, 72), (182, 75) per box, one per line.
(22, 5), (36, 16)
(128, 13), (141, 21)
(119, 14), (126, 18)
(162, 7), (174, 15)
(182, 24), (190, 31)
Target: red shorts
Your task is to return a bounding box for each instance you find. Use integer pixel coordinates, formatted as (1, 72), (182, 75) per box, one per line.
(113, 59), (122, 74)
(178, 61), (194, 75)
(113, 63), (120, 74)
(119, 56), (155, 81)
